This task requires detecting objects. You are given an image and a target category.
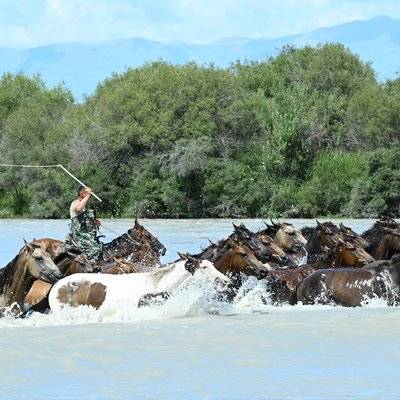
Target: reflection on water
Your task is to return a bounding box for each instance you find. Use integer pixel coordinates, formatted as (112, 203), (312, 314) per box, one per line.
(0, 219), (399, 400)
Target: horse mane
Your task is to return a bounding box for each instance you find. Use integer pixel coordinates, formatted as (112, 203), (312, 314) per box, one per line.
(361, 221), (384, 251)
(322, 222), (340, 233)
(105, 232), (136, 248)
(0, 253), (20, 292)
(257, 225), (278, 237)
(149, 263), (177, 282)
(306, 222), (339, 262)
(300, 226), (315, 242)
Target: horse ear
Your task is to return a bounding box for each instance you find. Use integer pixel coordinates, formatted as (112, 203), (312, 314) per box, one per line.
(23, 239), (33, 251)
(316, 220), (322, 228)
(227, 238), (237, 247)
(183, 256), (200, 275)
(178, 252), (188, 261)
(270, 219), (278, 227)
(134, 218), (139, 227)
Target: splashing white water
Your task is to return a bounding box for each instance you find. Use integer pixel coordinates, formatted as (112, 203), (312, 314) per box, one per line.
(1, 272), (398, 329)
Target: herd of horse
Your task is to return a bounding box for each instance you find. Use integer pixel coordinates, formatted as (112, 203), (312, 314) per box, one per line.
(1, 217), (400, 317)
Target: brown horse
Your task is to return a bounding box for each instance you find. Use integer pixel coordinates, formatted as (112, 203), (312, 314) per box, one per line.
(257, 233), (289, 267)
(98, 258), (143, 274)
(297, 257), (400, 306)
(258, 221), (307, 267)
(362, 220), (400, 259)
(321, 241), (374, 269)
(0, 241), (62, 315)
(265, 241), (374, 304)
(99, 219), (166, 265)
(213, 239), (270, 279)
(265, 265), (317, 305)
(230, 223), (282, 265)
(339, 223), (368, 249)
(306, 221), (343, 263)
(35, 219), (166, 267)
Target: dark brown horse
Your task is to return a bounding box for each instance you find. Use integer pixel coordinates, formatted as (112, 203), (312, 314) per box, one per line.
(306, 221), (343, 263)
(265, 265), (317, 305)
(265, 241), (374, 304)
(190, 224), (276, 280)
(99, 219), (166, 265)
(338, 223), (368, 249)
(230, 223), (281, 265)
(362, 219), (400, 259)
(297, 257), (400, 306)
(0, 241), (62, 315)
(35, 219), (166, 266)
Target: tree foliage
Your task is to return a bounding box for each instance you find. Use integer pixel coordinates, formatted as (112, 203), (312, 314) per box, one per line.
(1, 44), (399, 218)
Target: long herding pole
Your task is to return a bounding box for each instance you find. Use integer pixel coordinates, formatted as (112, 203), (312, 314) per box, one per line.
(0, 163), (103, 202)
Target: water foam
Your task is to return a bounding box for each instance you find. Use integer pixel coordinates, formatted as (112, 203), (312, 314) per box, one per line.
(0, 274), (398, 329)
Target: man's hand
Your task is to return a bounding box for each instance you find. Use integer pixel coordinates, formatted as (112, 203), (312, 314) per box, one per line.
(95, 219), (101, 227)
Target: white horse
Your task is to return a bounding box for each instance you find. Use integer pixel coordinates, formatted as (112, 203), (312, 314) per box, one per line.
(48, 255), (231, 311)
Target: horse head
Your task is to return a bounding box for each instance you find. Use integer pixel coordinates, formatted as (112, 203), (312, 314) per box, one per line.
(339, 223), (368, 249)
(23, 240), (63, 283)
(274, 223), (307, 253)
(324, 239), (374, 268)
(257, 233), (288, 266)
(232, 223), (271, 263)
(128, 219), (167, 257)
(212, 239), (270, 279)
(315, 221), (342, 248)
(178, 253), (231, 285)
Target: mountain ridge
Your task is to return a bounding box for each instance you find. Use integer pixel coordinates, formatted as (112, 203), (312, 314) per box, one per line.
(1, 15), (399, 98)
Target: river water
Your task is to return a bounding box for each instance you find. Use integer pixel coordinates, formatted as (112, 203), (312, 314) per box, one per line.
(0, 219), (399, 399)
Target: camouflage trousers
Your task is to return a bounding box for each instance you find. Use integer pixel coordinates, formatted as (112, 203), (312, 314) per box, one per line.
(69, 219), (102, 260)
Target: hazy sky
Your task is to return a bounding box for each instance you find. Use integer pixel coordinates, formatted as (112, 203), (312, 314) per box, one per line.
(1, 0), (399, 47)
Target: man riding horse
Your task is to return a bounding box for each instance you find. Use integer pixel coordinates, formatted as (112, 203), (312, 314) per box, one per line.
(68, 186), (102, 260)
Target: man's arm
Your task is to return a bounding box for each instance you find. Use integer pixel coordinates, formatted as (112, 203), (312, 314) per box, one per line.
(74, 188), (92, 213)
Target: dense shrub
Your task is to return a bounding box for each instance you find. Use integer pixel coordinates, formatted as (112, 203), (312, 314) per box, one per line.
(1, 44), (400, 218)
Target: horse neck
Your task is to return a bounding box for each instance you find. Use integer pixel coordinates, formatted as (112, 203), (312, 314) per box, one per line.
(102, 233), (141, 260)
(215, 250), (245, 274)
(0, 253), (34, 309)
(214, 249), (233, 274)
(306, 231), (324, 261)
(273, 231), (285, 249)
(320, 247), (342, 268)
(153, 262), (190, 290)
(373, 237), (390, 260)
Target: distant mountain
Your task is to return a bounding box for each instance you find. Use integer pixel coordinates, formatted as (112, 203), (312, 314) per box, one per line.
(1, 15), (399, 99)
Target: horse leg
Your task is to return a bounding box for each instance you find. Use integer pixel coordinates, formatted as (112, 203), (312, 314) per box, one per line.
(297, 274), (332, 305)
(19, 296), (50, 318)
(138, 292), (170, 308)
